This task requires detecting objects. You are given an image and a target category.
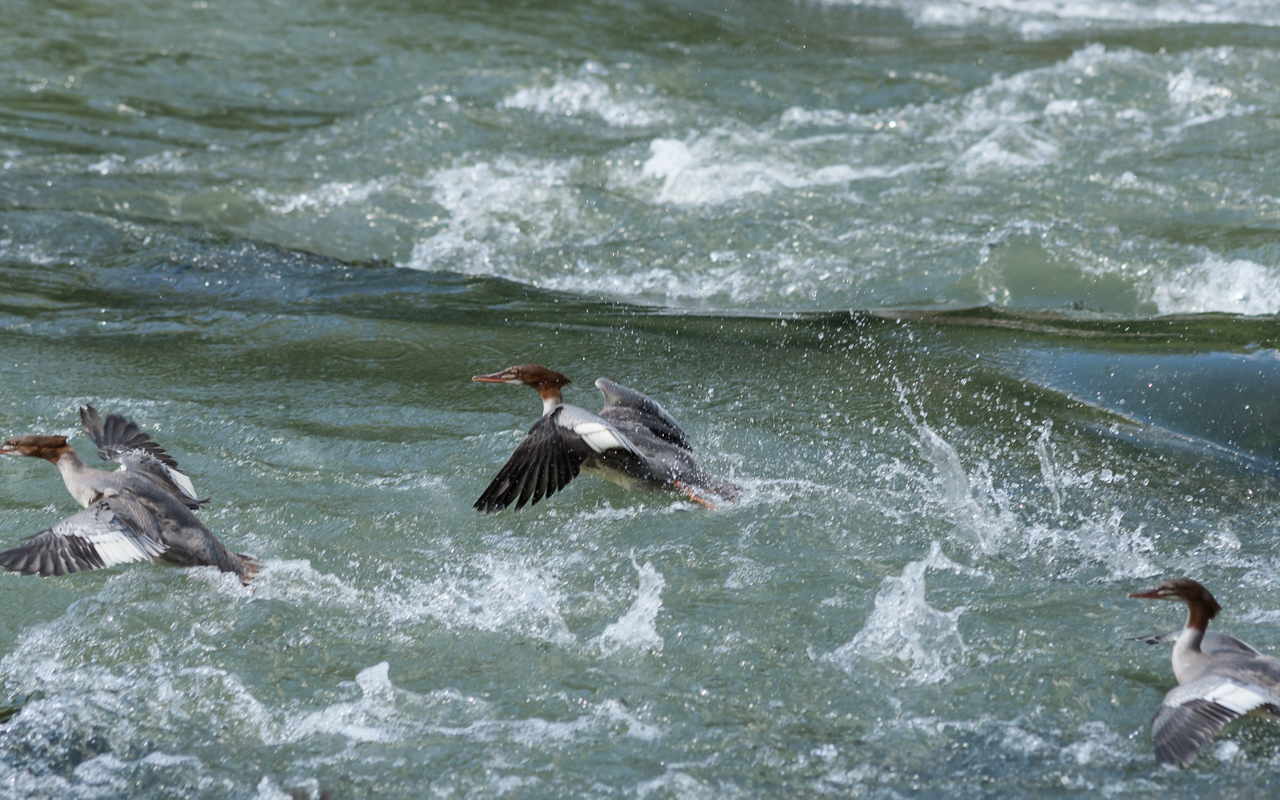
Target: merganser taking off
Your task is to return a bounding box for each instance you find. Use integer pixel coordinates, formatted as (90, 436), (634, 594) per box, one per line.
(0, 406), (261, 585)
(1128, 578), (1280, 767)
(472, 364), (740, 512)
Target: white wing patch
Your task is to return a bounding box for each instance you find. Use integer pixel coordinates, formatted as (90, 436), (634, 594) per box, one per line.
(164, 465), (198, 501)
(573, 422), (624, 453)
(118, 451), (199, 502)
(71, 496), (167, 567)
(83, 529), (157, 567)
(1191, 681), (1271, 715)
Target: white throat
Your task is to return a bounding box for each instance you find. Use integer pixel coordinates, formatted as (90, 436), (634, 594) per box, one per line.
(1171, 625), (1207, 684)
(55, 452), (99, 508)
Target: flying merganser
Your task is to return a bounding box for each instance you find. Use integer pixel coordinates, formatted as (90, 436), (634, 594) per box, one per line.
(1128, 578), (1280, 767)
(472, 364), (740, 512)
(0, 406), (261, 585)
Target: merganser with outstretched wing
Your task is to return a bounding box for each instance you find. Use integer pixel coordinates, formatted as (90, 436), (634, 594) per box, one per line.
(1128, 578), (1280, 767)
(0, 406), (261, 584)
(472, 364), (740, 512)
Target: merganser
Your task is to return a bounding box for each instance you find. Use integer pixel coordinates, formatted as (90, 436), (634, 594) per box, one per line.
(472, 364), (740, 512)
(1128, 578), (1280, 767)
(0, 406), (261, 585)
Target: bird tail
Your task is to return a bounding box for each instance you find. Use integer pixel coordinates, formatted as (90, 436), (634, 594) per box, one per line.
(1124, 631), (1179, 646)
(673, 471), (742, 509)
(235, 553), (263, 586)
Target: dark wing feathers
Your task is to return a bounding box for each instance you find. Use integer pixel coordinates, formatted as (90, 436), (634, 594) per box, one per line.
(81, 405), (180, 469)
(474, 411), (596, 513)
(1150, 673), (1280, 767)
(0, 495), (167, 578)
(595, 378), (692, 451)
(80, 405), (204, 509)
(1153, 699), (1240, 767)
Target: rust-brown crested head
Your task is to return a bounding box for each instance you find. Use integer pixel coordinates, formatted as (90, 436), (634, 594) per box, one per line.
(472, 364), (571, 389)
(0, 434), (71, 462)
(1128, 578), (1221, 620)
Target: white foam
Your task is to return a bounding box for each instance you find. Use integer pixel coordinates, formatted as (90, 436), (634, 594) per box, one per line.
(251, 177), (393, 215)
(0, 556), (673, 793)
(1043, 99), (1080, 116)
(594, 556), (665, 656)
(953, 123), (1059, 176)
(630, 134), (936, 207)
(422, 696), (661, 746)
(1092, 169), (1177, 200)
(392, 40), (1275, 314)
(1148, 256), (1280, 316)
(1061, 721), (1124, 766)
(0, 238), (58, 265)
(246, 558), (365, 611)
(133, 150), (190, 174)
(635, 771), (714, 799)
(1000, 724), (1049, 754)
(521, 252), (860, 307)
(277, 662), (400, 744)
(499, 699), (661, 746)
(1214, 740), (1243, 762)
(405, 158), (578, 274)
(365, 473), (448, 491)
(822, 542), (984, 685)
(88, 154), (126, 175)
(501, 75), (668, 127)
(1167, 68), (1234, 107)
(822, 0), (1280, 35)
(252, 776), (295, 800)
(378, 557), (576, 646)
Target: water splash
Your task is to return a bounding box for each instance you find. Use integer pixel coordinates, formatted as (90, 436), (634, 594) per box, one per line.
(379, 557), (577, 647)
(276, 662), (399, 745)
(823, 542), (985, 685)
(594, 555), (665, 656)
(897, 382), (1016, 554)
(1034, 419), (1063, 516)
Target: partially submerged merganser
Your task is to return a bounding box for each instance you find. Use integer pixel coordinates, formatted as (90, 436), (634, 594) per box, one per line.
(1128, 578), (1280, 767)
(472, 364), (740, 512)
(0, 406), (261, 585)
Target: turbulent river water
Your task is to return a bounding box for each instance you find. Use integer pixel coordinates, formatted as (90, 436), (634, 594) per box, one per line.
(2, 0), (1280, 797)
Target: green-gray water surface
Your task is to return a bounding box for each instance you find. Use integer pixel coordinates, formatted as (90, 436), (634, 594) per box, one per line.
(3, 1), (1280, 798)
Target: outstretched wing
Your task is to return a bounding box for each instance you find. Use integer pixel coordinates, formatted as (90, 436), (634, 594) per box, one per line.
(595, 377), (691, 451)
(80, 405), (203, 509)
(0, 494), (168, 577)
(474, 407), (645, 513)
(1152, 673), (1280, 767)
